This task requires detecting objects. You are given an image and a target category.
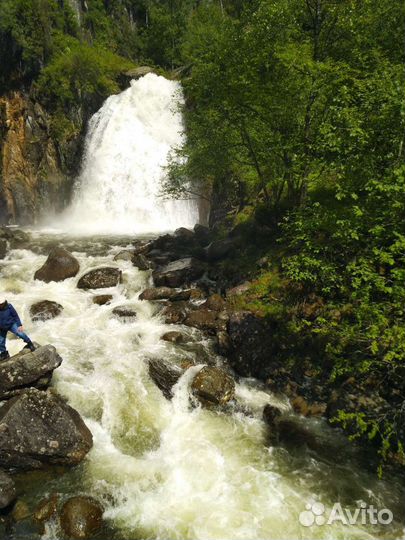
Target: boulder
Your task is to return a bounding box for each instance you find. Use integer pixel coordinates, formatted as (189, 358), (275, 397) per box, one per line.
(226, 282), (252, 297)
(77, 267), (122, 289)
(34, 247), (80, 283)
(193, 224), (211, 245)
(161, 302), (190, 324)
(112, 306), (137, 320)
(216, 330), (231, 355)
(0, 228), (30, 249)
(148, 358), (186, 399)
(0, 345), (63, 400)
(0, 470), (16, 509)
(184, 309), (221, 334)
(152, 258), (205, 288)
(139, 287), (191, 302)
(60, 496), (103, 539)
(132, 253), (151, 271)
(113, 250), (133, 262)
(191, 366), (235, 407)
(0, 238), (7, 259)
(30, 300), (63, 322)
(202, 293), (225, 311)
(227, 311), (275, 379)
(174, 227), (195, 241)
(92, 294), (113, 306)
(205, 239), (234, 262)
(0, 388), (93, 470)
(34, 493), (59, 523)
(125, 66), (154, 79)
(161, 331), (184, 344)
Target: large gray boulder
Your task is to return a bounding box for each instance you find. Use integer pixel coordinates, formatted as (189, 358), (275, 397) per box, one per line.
(152, 258), (205, 288)
(77, 267), (122, 289)
(0, 388), (93, 470)
(30, 300), (63, 322)
(0, 470), (16, 508)
(0, 345), (62, 400)
(34, 247), (80, 283)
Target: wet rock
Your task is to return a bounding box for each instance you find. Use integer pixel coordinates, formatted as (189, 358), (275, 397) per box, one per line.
(152, 258), (205, 288)
(0, 345), (63, 400)
(34, 247), (80, 283)
(112, 306), (137, 320)
(205, 239), (234, 262)
(133, 240), (153, 255)
(184, 309), (223, 334)
(113, 250), (133, 262)
(216, 330), (231, 355)
(0, 470), (16, 509)
(292, 396), (326, 417)
(11, 499), (30, 521)
(30, 300), (63, 322)
(0, 228), (30, 249)
(148, 358), (186, 399)
(0, 238), (7, 259)
(174, 227), (194, 239)
(161, 331), (184, 344)
(132, 253), (151, 271)
(263, 404), (282, 427)
(202, 293), (225, 312)
(60, 496), (103, 539)
(161, 302), (190, 324)
(139, 287), (191, 302)
(227, 311), (275, 379)
(77, 267), (122, 289)
(193, 224), (211, 245)
(191, 366), (235, 407)
(0, 388), (93, 470)
(92, 294), (113, 306)
(34, 493), (59, 523)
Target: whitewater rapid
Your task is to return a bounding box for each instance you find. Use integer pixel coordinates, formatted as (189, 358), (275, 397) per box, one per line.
(1, 234), (404, 540)
(60, 74), (198, 234)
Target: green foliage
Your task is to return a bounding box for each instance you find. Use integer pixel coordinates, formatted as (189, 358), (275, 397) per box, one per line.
(37, 43), (133, 109)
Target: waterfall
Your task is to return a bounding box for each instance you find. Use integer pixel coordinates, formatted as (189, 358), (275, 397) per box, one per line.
(62, 74), (198, 235)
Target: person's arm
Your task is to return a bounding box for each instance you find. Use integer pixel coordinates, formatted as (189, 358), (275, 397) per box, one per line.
(9, 304), (22, 327)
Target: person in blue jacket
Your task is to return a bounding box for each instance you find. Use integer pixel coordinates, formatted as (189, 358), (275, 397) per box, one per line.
(0, 299), (35, 360)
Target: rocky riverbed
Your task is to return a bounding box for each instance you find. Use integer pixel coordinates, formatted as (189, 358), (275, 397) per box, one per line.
(0, 225), (404, 540)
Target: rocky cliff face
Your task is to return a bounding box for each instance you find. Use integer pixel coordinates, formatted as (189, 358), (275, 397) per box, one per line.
(0, 92), (79, 225)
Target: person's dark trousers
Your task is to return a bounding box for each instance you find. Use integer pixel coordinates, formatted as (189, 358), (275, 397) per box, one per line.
(0, 323), (34, 358)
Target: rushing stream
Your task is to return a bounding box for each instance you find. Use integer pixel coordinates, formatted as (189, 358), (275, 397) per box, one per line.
(0, 232), (404, 540)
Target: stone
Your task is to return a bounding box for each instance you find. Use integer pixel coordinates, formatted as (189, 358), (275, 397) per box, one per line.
(161, 331), (184, 344)
(34, 493), (59, 523)
(0, 238), (7, 259)
(161, 302), (190, 324)
(152, 258), (205, 288)
(60, 496), (103, 539)
(77, 267), (122, 289)
(191, 366), (235, 407)
(125, 66), (154, 79)
(203, 293), (225, 311)
(30, 300), (63, 322)
(148, 359), (186, 399)
(226, 282), (252, 297)
(183, 309), (221, 334)
(0, 388), (93, 470)
(139, 287), (191, 302)
(132, 253), (151, 271)
(193, 224), (211, 245)
(216, 331), (231, 355)
(112, 306), (137, 320)
(205, 239), (234, 262)
(11, 499), (30, 521)
(34, 247), (80, 283)
(0, 345), (63, 400)
(174, 227), (194, 239)
(92, 295), (113, 306)
(0, 470), (16, 509)
(113, 250), (133, 262)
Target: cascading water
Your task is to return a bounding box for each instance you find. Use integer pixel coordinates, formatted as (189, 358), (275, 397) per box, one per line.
(61, 74), (198, 234)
